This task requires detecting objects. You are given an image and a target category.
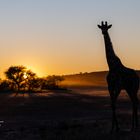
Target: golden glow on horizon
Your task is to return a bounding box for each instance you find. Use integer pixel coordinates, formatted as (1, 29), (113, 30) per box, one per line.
(0, 1), (140, 79)
(0, 31), (140, 80)
(23, 72), (28, 79)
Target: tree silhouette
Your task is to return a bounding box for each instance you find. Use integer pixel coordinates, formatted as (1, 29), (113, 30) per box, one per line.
(25, 70), (40, 91)
(5, 66), (26, 92)
(42, 75), (64, 90)
(0, 80), (13, 92)
(4, 65), (65, 92)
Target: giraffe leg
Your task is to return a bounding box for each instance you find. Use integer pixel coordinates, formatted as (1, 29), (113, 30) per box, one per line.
(109, 90), (120, 132)
(135, 100), (139, 128)
(135, 95), (139, 129)
(127, 91), (139, 131)
(111, 98), (119, 132)
(132, 102), (137, 131)
(111, 100), (117, 132)
(132, 102), (135, 131)
(132, 97), (138, 131)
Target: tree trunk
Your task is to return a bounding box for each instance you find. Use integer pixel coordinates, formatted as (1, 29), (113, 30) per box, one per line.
(17, 84), (20, 93)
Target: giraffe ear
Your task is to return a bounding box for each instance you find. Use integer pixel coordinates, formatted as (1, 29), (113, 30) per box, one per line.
(97, 25), (101, 28)
(108, 24), (112, 29)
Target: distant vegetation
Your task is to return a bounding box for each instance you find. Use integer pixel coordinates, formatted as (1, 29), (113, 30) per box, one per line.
(0, 65), (65, 93)
(1, 66), (139, 93)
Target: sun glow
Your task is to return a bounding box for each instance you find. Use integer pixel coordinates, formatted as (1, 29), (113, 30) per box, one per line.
(0, 1), (139, 78)
(24, 65), (44, 77)
(23, 72), (28, 79)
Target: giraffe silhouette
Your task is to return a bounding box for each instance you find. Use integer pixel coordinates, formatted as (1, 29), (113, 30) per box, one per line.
(98, 21), (139, 131)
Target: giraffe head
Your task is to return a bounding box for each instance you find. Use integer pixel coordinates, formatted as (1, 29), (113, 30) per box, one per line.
(98, 21), (112, 34)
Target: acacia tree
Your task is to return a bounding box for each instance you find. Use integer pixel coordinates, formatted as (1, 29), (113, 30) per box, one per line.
(25, 70), (40, 91)
(5, 66), (26, 92)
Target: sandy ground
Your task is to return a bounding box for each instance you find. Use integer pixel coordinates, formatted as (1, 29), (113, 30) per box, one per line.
(0, 87), (140, 139)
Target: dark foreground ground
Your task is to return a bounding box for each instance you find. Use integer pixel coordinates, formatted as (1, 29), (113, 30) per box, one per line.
(0, 87), (140, 140)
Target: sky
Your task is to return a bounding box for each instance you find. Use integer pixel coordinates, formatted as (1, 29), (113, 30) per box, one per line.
(0, 0), (140, 78)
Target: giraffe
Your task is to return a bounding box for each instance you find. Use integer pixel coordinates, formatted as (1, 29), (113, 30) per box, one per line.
(98, 21), (139, 131)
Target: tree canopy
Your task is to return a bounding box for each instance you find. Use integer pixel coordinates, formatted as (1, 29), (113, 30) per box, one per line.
(1, 65), (65, 93)
(5, 66), (27, 92)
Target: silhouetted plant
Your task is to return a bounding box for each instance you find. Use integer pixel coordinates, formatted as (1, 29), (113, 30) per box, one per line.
(5, 66), (27, 92)
(4, 65), (65, 92)
(42, 75), (64, 90)
(0, 80), (13, 92)
(25, 70), (39, 91)
(41, 78), (48, 90)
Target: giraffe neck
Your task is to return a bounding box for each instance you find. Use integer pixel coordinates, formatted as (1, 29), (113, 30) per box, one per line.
(103, 31), (124, 70)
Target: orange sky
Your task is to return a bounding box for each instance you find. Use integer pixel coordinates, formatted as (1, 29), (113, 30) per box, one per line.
(0, 0), (140, 78)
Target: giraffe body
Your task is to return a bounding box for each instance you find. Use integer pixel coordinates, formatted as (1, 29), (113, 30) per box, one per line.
(98, 21), (139, 131)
